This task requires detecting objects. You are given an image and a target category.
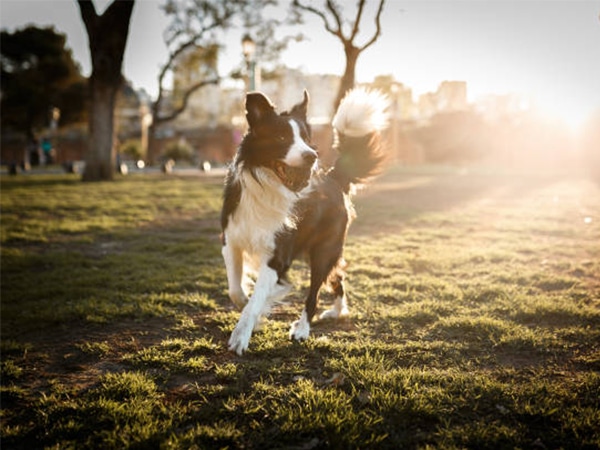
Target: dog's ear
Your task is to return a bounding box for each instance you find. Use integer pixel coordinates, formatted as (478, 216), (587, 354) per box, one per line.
(246, 92), (275, 128)
(290, 90), (309, 121)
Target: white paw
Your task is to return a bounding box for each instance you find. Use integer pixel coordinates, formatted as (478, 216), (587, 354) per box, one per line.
(319, 306), (349, 320)
(228, 319), (253, 355)
(319, 296), (349, 320)
(289, 310), (311, 341)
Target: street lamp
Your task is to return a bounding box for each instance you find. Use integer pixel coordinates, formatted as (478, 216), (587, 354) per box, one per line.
(139, 104), (152, 168)
(241, 33), (259, 91)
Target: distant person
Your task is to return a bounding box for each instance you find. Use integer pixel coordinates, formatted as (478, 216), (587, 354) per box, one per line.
(41, 138), (53, 165)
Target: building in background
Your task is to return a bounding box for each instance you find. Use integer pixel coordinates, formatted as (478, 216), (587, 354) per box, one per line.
(418, 80), (467, 119)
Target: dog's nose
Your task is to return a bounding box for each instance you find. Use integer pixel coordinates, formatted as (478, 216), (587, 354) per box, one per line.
(302, 151), (317, 166)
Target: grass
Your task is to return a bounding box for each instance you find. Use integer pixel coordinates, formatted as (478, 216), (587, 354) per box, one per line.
(1, 167), (599, 449)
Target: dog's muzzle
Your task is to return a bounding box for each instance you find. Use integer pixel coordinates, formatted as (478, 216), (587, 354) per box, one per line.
(272, 152), (316, 192)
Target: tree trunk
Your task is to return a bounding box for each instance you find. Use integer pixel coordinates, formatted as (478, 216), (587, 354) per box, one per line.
(78, 0), (134, 182)
(147, 123), (159, 165)
(83, 80), (118, 181)
(334, 45), (359, 110)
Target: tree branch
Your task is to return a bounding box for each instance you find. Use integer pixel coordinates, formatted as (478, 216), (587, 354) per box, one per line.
(154, 78), (220, 124)
(153, 1), (237, 120)
(293, 0), (342, 38)
(77, 0), (134, 81)
(157, 37), (203, 99)
(325, 0), (344, 38)
(358, 0), (385, 52)
(349, 0), (366, 42)
(76, 0), (98, 37)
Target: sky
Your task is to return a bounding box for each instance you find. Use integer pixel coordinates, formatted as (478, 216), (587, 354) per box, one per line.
(2, 0), (600, 129)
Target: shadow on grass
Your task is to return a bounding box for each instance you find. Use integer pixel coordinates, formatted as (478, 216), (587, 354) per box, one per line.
(353, 167), (565, 234)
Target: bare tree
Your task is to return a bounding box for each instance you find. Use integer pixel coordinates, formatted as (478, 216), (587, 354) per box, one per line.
(292, 0), (385, 109)
(77, 0), (134, 181)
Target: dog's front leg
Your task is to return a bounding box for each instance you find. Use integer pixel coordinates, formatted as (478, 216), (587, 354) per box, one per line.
(222, 242), (247, 310)
(228, 263), (278, 355)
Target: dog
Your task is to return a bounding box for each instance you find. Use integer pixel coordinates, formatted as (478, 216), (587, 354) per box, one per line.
(221, 87), (388, 355)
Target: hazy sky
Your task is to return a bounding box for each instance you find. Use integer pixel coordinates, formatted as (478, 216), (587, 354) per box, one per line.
(2, 0), (600, 127)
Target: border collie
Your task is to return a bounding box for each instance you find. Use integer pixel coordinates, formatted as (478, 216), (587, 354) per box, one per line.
(221, 87), (388, 355)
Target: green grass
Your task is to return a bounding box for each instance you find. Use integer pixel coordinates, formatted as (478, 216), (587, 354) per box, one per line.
(1, 167), (599, 449)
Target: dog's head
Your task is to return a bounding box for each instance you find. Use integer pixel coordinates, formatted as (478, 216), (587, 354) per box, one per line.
(241, 90), (318, 192)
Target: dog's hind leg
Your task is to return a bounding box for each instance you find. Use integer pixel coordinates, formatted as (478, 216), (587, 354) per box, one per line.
(290, 247), (342, 341)
(228, 262), (279, 355)
(222, 243), (247, 310)
(319, 266), (349, 320)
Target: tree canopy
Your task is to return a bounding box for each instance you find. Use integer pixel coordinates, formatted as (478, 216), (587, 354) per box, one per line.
(0, 26), (87, 138)
(146, 0), (293, 163)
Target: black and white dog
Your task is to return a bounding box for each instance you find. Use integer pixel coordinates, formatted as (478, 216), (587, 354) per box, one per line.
(221, 88), (388, 355)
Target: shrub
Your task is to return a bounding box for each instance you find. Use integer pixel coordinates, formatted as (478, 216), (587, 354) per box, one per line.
(119, 139), (143, 161)
(162, 140), (194, 163)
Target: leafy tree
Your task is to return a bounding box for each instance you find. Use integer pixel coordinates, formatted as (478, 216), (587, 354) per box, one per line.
(77, 0), (135, 182)
(148, 0), (226, 163)
(292, 0), (386, 109)
(148, 0), (283, 164)
(147, 0), (239, 163)
(152, 0), (230, 123)
(0, 26), (87, 139)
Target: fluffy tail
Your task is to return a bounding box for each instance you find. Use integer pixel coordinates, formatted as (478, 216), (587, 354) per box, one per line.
(329, 87), (389, 192)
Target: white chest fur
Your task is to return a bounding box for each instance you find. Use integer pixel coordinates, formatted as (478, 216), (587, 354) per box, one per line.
(225, 167), (298, 258)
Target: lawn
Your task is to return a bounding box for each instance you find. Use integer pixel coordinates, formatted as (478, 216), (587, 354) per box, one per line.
(1, 166), (599, 449)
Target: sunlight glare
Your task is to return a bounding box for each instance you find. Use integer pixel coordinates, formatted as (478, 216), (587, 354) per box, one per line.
(533, 91), (597, 133)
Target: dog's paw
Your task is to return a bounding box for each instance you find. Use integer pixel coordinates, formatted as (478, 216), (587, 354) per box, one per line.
(228, 333), (249, 355)
(319, 306), (349, 320)
(289, 320), (310, 341)
(228, 321), (253, 355)
(289, 310), (311, 341)
(319, 296), (349, 320)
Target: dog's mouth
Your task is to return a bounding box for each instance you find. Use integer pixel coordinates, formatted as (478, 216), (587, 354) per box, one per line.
(272, 161), (313, 192)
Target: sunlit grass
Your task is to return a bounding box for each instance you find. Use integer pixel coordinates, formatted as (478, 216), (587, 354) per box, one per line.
(1, 167), (599, 449)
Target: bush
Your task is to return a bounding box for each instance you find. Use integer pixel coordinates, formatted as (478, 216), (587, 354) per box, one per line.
(162, 140), (194, 163)
(119, 139), (143, 161)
